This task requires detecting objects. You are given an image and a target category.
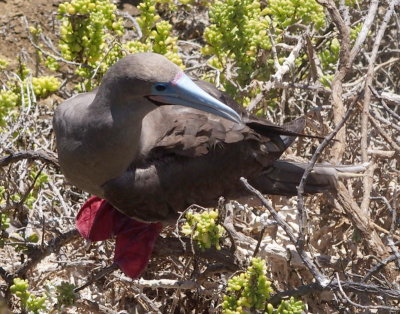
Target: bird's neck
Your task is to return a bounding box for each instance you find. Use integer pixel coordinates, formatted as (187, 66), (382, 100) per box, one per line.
(83, 95), (153, 187)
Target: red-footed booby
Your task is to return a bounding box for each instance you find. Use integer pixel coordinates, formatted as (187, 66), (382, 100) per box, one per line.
(53, 52), (337, 278)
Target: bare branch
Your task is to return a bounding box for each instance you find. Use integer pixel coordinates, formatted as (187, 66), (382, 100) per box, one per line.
(0, 150), (59, 169)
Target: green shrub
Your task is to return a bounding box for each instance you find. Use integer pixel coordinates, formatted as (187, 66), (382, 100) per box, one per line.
(222, 258), (305, 313)
(0, 90), (18, 126)
(32, 76), (61, 99)
(10, 278), (47, 314)
(265, 0), (325, 30)
(124, 0), (183, 67)
(203, 0), (272, 92)
(182, 209), (225, 250)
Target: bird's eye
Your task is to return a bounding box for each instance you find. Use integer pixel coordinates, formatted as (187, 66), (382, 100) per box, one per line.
(155, 84), (167, 92)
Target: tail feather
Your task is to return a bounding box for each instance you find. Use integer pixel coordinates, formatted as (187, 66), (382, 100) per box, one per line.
(249, 160), (368, 196)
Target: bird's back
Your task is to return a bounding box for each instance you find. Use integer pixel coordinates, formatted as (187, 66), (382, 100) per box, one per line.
(102, 91), (297, 222)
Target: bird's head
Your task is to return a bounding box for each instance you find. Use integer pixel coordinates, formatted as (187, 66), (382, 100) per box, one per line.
(98, 52), (242, 123)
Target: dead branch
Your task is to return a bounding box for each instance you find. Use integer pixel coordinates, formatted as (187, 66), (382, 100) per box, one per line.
(240, 177), (329, 287)
(333, 182), (390, 259)
(360, 1), (400, 214)
(317, 0), (351, 162)
(16, 229), (79, 278)
(335, 273), (400, 312)
(268, 280), (400, 305)
(296, 92), (358, 255)
(0, 150), (59, 169)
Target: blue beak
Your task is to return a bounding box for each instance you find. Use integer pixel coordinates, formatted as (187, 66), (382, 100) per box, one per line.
(148, 73), (242, 123)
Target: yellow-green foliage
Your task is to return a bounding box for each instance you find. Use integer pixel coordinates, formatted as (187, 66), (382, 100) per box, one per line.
(0, 70), (59, 125)
(123, 40), (152, 55)
(351, 23), (363, 41)
(318, 23), (363, 87)
(203, 0), (329, 102)
(179, 0), (195, 4)
(0, 90), (18, 126)
(0, 57), (9, 71)
(126, 0), (183, 67)
(152, 21), (182, 65)
(318, 38), (340, 86)
(182, 209), (225, 250)
(58, 0), (123, 63)
(10, 278), (47, 314)
(0, 206), (10, 247)
(223, 258), (305, 313)
(137, 0), (161, 39)
(17, 62), (31, 81)
(0, 212), (10, 231)
(32, 76), (61, 99)
(320, 38), (340, 70)
(273, 297), (305, 314)
(178, 0), (210, 5)
(58, 0), (124, 89)
(56, 0), (183, 90)
(264, 0), (325, 30)
(223, 258), (273, 313)
(45, 56), (60, 72)
(203, 0), (271, 87)
(344, 0), (360, 6)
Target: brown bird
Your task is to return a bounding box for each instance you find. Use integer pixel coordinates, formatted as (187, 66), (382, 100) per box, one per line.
(53, 52), (337, 277)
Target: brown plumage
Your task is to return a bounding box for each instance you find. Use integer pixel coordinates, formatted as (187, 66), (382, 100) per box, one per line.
(53, 53), (336, 223)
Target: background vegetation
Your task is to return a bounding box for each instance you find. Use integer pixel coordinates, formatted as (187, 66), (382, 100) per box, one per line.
(0, 0), (399, 312)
